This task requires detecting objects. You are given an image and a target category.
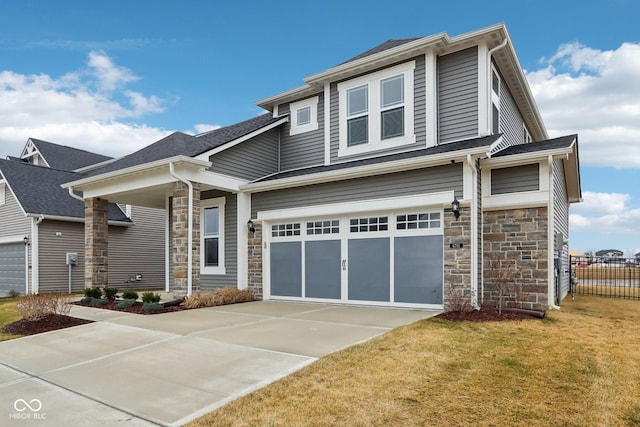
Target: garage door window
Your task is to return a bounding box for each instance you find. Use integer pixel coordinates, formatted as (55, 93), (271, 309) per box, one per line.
(396, 212), (441, 230)
(272, 223), (301, 237)
(349, 216), (388, 232)
(306, 220), (339, 235)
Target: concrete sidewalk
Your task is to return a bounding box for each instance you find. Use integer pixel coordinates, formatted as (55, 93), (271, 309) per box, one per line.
(0, 301), (438, 426)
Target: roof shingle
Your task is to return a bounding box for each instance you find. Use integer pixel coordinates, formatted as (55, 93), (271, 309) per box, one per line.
(29, 138), (113, 171)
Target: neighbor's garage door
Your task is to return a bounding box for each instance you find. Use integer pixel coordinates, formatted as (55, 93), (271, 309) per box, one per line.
(268, 210), (443, 308)
(0, 242), (25, 295)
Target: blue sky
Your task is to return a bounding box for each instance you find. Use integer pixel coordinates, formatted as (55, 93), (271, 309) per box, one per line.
(0, 0), (639, 255)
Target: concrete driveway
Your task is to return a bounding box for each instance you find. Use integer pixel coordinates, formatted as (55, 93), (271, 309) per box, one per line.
(0, 301), (438, 426)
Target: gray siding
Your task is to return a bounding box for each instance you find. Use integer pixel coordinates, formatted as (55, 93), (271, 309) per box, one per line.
(201, 191), (237, 290)
(209, 128), (279, 180)
(499, 76), (525, 147)
(0, 183), (30, 238)
(491, 164), (539, 195)
(252, 164), (463, 217)
(438, 47), (479, 143)
(329, 57), (426, 163)
(38, 220), (84, 293)
(553, 159), (570, 301)
(279, 93), (325, 171)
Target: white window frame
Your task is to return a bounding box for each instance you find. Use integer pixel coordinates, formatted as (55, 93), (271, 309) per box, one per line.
(289, 96), (319, 136)
(337, 61), (416, 157)
(491, 65), (501, 135)
(200, 197), (226, 275)
(523, 125), (532, 143)
(0, 181), (5, 206)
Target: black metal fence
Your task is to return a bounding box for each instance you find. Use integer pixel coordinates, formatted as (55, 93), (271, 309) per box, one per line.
(570, 256), (640, 300)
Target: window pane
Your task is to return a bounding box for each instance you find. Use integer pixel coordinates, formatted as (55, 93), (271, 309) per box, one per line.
(205, 237), (219, 266)
(348, 116), (368, 146)
(381, 107), (404, 140)
(347, 85), (368, 116)
(492, 105), (500, 134)
(492, 70), (500, 95)
(381, 75), (404, 107)
(297, 106), (311, 126)
(204, 207), (219, 235)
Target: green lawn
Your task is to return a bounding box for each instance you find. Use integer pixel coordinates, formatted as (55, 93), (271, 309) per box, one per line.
(0, 297), (21, 341)
(188, 296), (640, 427)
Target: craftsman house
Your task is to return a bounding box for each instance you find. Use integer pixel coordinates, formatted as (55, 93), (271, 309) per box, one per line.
(63, 23), (581, 311)
(0, 138), (165, 295)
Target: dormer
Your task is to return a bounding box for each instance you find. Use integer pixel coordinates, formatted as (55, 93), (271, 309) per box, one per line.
(20, 139), (49, 167)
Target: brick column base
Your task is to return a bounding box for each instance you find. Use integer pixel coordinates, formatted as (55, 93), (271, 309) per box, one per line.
(85, 197), (109, 288)
(248, 223), (263, 300)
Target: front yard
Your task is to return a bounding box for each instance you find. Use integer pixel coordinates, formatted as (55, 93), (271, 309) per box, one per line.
(188, 296), (640, 427)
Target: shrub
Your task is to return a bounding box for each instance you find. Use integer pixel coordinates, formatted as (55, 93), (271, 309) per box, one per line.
(182, 288), (254, 309)
(141, 291), (161, 304)
(142, 302), (164, 312)
(91, 298), (109, 307)
(121, 290), (139, 300)
(16, 293), (72, 320)
(8, 289), (20, 298)
(103, 287), (118, 301)
(84, 286), (102, 299)
(116, 298), (137, 309)
(80, 296), (94, 304)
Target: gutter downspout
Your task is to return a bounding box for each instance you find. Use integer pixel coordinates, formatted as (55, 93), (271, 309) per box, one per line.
(548, 155), (561, 310)
(31, 214), (44, 294)
(169, 162), (193, 296)
(467, 154), (480, 310)
(486, 38), (509, 133)
(68, 187), (84, 202)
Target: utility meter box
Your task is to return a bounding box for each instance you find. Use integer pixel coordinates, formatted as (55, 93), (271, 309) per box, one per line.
(66, 252), (78, 265)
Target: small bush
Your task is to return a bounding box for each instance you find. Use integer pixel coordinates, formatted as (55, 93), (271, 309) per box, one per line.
(80, 296), (94, 303)
(91, 298), (109, 307)
(116, 298), (137, 309)
(84, 286), (102, 299)
(121, 290), (139, 300)
(103, 287), (118, 301)
(141, 291), (161, 303)
(182, 288), (254, 309)
(142, 302), (164, 312)
(16, 293), (72, 320)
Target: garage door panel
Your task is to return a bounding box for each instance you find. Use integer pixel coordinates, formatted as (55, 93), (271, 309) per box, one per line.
(270, 242), (302, 297)
(305, 240), (341, 299)
(394, 235), (443, 304)
(0, 243), (25, 294)
(348, 238), (390, 302)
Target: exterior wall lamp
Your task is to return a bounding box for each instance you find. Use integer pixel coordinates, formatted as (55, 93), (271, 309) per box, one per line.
(247, 219), (256, 234)
(23, 235), (30, 246)
(451, 197), (460, 219)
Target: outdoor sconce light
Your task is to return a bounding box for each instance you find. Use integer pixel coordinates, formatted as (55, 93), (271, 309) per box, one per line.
(23, 235), (30, 246)
(451, 197), (460, 219)
(247, 219), (256, 234)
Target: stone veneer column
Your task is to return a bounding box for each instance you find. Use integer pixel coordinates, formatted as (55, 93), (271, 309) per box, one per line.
(85, 197), (109, 288)
(482, 207), (548, 311)
(443, 206), (473, 311)
(171, 181), (201, 297)
(247, 222), (263, 300)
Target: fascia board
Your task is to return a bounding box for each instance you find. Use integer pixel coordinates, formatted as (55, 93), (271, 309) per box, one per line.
(25, 213), (133, 226)
(62, 155), (211, 189)
(482, 147), (573, 168)
(241, 146), (488, 193)
(194, 117), (289, 161)
(74, 157), (120, 174)
(256, 85), (319, 110)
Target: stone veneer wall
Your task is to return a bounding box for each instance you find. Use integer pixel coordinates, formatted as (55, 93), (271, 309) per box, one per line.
(443, 206), (473, 310)
(85, 197), (109, 288)
(171, 181), (201, 296)
(483, 207), (548, 311)
(247, 223), (263, 300)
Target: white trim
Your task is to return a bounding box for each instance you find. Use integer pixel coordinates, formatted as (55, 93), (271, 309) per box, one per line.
(482, 192), (549, 211)
(200, 197), (226, 275)
(0, 235), (27, 244)
(424, 51), (438, 148)
(548, 155), (560, 309)
(324, 82), (331, 165)
(237, 192), (250, 290)
(0, 181), (5, 206)
(491, 64), (501, 135)
(165, 196), (170, 292)
(194, 117), (288, 161)
(477, 42), (490, 136)
(24, 213), (133, 227)
(337, 61), (416, 157)
(289, 96), (319, 136)
(31, 215), (43, 294)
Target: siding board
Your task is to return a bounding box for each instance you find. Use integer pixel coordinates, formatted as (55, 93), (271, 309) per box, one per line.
(201, 191), (237, 290)
(553, 159), (570, 300)
(491, 164), (539, 195)
(499, 78), (525, 146)
(209, 129), (279, 180)
(279, 94), (325, 171)
(0, 184), (30, 238)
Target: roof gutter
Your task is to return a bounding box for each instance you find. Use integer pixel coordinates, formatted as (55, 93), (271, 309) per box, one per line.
(169, 162), (194, 297)
(25, 213), (133, 227)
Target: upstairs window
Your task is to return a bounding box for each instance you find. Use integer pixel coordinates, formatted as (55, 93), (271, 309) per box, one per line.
(289, 96), (319, 136)
(491, 67), (501, 135)
(338, 61), (415, 157)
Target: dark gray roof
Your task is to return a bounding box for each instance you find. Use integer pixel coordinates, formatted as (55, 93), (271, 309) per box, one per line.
(0, 158), (129, 222)
(492, 135), (577, 157)
(89, 114), (283, 176)
(30, 138), (113, 171)
(256, 134), (500, 182)
(341, 38), (423, 64)
(595, 249), (623, 257)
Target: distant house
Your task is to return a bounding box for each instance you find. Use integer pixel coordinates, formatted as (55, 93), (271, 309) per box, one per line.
(62, 23), (582, 312)
(0, 138), (165, 295)
(595, 249), (624, 258)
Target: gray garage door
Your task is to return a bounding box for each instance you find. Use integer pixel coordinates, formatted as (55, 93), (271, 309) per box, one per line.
(0, 242), (25, 295)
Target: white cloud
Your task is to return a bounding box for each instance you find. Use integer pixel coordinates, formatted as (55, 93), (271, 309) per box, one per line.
(570, 191), (640, 235)
(192, 124), (221, 135)
(0, 51), (169, 158)
(527, 42), (640, 168)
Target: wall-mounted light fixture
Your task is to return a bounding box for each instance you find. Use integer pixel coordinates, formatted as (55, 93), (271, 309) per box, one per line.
(451, 197), (460, 219)
(247, 219), (256, 234)
(23, 235), (30, 246)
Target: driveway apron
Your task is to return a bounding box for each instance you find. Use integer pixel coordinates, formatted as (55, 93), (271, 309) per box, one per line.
(0, 301), (438, 426)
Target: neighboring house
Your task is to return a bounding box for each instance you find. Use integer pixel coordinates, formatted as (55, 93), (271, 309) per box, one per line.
(63, 23), (582, 311)
(0, 138), (165, 295)
(595, 249), (623, 258)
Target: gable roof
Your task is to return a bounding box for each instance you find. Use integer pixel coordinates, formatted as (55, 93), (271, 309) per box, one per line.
(341, 38), (422, 64)
(88, 114), (283, 177)
(28, 138), (113, 171)
(491, 135), (577, 157)
(0, 158), (129, 222)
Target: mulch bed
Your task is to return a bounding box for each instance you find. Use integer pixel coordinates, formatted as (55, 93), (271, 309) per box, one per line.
(72, 300), (188, 315)
(435, 309), (543, 322)
(2, 314), (94, 336)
